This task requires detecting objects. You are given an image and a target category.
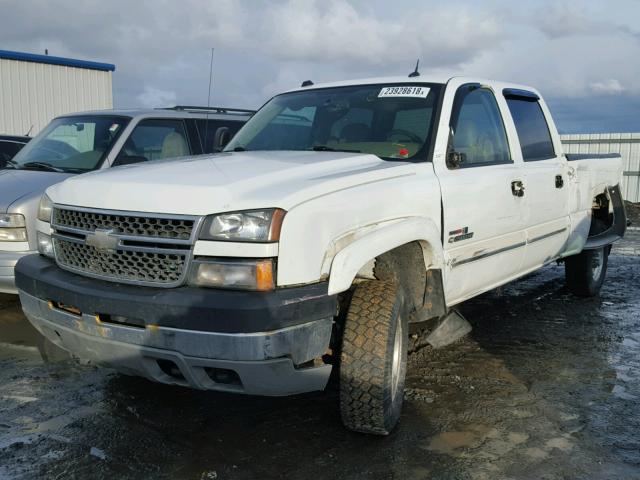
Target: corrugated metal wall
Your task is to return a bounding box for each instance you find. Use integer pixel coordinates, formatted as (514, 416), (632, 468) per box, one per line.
(0, 58), (113, 136)
(561, 133), (640, 203)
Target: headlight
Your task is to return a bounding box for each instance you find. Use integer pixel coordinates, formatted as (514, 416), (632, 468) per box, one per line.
(0, 228), (27, 242)
(189, 258), (275, 290)
(0, 213), (25, 228)
(0, 214), (27, 242)
(200, 209), (285, 242)
(37, 194), (53, 223)
(37, 232), (54, 258)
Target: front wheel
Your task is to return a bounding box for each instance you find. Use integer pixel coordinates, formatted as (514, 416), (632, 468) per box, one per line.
(339, 280), (408, 435)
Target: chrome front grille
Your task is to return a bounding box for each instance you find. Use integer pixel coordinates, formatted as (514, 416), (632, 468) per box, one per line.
(53, 208), (194, 240)
(51, 207), (199, 287)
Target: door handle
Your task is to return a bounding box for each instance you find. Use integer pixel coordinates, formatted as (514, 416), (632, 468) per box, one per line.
(511, 180), (525, 197)
(555, 175), (564, 188)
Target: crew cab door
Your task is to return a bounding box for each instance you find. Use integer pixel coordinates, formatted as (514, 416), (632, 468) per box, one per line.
(502, 90), (570, 270)
(434, 83), (527, 305)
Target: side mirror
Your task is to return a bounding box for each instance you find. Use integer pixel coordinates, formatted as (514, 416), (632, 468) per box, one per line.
(213, 127), (230, 152)
(446, 150), (466, 169)
(112, 155), (148, 167)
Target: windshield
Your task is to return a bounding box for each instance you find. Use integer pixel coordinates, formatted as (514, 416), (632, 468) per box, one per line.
(225, 83), (442, 161)
(8, 115), (130, 173)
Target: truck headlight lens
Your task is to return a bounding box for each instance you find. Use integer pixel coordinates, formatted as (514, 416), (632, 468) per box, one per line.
(0, 213), (26, 228)
(0, 228), (27, 242)
(189, 258), (275, 291)
(37, 194), (53, 223)
(37, 232), (54, 258)
(200, 209), (285, 242)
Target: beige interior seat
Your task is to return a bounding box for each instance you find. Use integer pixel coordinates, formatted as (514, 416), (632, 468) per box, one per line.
(160, 132), (189, 159)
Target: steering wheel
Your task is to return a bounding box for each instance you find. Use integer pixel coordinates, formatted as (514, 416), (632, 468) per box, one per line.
(386, 129), (423, 144)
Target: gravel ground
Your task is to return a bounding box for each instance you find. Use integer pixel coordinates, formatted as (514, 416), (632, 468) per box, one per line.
(0, 235), (639, 480)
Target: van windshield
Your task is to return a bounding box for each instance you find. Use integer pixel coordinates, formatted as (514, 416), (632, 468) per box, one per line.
(8, 115), (130, 173)
(225, 83), (442, 161)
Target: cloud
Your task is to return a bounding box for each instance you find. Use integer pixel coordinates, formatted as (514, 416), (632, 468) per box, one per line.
(589, 79), (626, 95)
(2, 0), (640, 132)
(136, 87), (177, 108)
(261, 0), (504, 68)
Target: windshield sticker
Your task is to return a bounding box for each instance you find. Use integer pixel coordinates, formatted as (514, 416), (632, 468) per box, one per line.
(378, 86), (430, 98)
(109, 123), (120, 133)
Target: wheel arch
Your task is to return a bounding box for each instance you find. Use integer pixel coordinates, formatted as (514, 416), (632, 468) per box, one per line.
(326, 217), (445, 297)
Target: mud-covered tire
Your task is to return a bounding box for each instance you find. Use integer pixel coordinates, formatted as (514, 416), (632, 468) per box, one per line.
(565, 219), (609, 297)
(339, 280), (408, 435)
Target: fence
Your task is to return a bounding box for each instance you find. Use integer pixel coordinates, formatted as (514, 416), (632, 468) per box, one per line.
(560, 133), (640, 203)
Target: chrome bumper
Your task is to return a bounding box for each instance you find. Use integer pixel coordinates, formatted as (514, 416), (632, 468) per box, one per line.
(0, 250), (34, 294)
(20, 290), (333, 396)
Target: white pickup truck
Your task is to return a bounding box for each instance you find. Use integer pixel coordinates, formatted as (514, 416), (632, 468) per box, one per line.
(15, 75), (627, 435)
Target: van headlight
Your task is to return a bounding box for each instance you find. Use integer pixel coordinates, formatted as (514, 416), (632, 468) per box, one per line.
(199, 209), (285, 242)
(0, 214), (27, 242)
(37, 194), (53, 223)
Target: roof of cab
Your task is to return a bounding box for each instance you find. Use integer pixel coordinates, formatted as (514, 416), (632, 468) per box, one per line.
(284, 75), (541, 97)
(55, 107), (254, 120)
(285, 75), (452, 93)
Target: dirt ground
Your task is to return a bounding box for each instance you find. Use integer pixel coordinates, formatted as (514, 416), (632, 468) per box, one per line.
(1, 231), (639, 480)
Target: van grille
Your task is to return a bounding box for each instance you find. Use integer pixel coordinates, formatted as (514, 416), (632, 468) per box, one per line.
(51, 207), (198, 287)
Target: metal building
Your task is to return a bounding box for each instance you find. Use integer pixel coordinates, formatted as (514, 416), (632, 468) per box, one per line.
(561, 133), (640, 203)
(0, 49), (114, 136)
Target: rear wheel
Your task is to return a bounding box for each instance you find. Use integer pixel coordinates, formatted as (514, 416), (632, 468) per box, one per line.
(339, 280), (408, 435)
(565, 219), (609, 297)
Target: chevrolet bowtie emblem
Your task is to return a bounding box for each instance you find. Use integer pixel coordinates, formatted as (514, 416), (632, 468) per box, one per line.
(85, 228), (119, 251)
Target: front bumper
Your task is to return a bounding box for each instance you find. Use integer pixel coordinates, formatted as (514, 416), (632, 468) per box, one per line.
(0, 250), (34, 294)
(16, 255), (337, 396)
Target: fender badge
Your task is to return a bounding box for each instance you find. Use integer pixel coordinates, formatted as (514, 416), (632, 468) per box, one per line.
(448, 227), (474, 243)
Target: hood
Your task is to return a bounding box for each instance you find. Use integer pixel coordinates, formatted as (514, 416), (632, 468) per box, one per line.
(46, 151), (416, 215)
(0, 169), (74, 212)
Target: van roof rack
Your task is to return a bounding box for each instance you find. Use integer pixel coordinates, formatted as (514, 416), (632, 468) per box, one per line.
(160, 106), (256, 115)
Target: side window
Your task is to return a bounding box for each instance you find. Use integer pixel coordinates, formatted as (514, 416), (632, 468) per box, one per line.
(450, 87), (511, 168)
(504, 96), (555, 161)
(195, 119), (245, 153)
(0, 141), (24, 163)
(123, 119), (190, 161)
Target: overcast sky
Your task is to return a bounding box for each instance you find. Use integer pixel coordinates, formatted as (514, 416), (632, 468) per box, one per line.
(2, 0), (640, 133)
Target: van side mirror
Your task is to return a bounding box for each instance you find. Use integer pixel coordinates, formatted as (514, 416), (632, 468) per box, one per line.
(213, 127), (230, 152)
(112, 155), (148, 167)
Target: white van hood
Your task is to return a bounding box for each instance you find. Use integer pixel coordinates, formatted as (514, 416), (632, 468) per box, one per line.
(46, 151), (415, 215)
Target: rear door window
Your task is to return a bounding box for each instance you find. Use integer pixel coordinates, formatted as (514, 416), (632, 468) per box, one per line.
(504, 96), (555, 161)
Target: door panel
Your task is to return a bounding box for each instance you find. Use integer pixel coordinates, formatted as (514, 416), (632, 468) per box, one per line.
(437, 85), (527, 305)
(440, 164), (526, 304)
(521, 159), (570, 268)
(503, 93), (570, 269)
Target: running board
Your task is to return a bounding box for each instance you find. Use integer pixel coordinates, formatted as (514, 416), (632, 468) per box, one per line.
(425, 310), (472, 349)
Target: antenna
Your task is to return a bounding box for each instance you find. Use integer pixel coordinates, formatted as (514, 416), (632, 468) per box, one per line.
(408, 59), (420, 78)
(25, 125), (34, 136)
(204, 47), (214, 152)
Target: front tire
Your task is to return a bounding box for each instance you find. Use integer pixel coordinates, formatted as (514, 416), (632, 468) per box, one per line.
(339, 280), (408, 435)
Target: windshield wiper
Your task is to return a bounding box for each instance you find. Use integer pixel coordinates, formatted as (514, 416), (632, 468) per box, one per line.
(20, 162), (65, 172)
(311, 145), (361, 153)
(232, 146), (248, 152)
(1, 159), (18, 169)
